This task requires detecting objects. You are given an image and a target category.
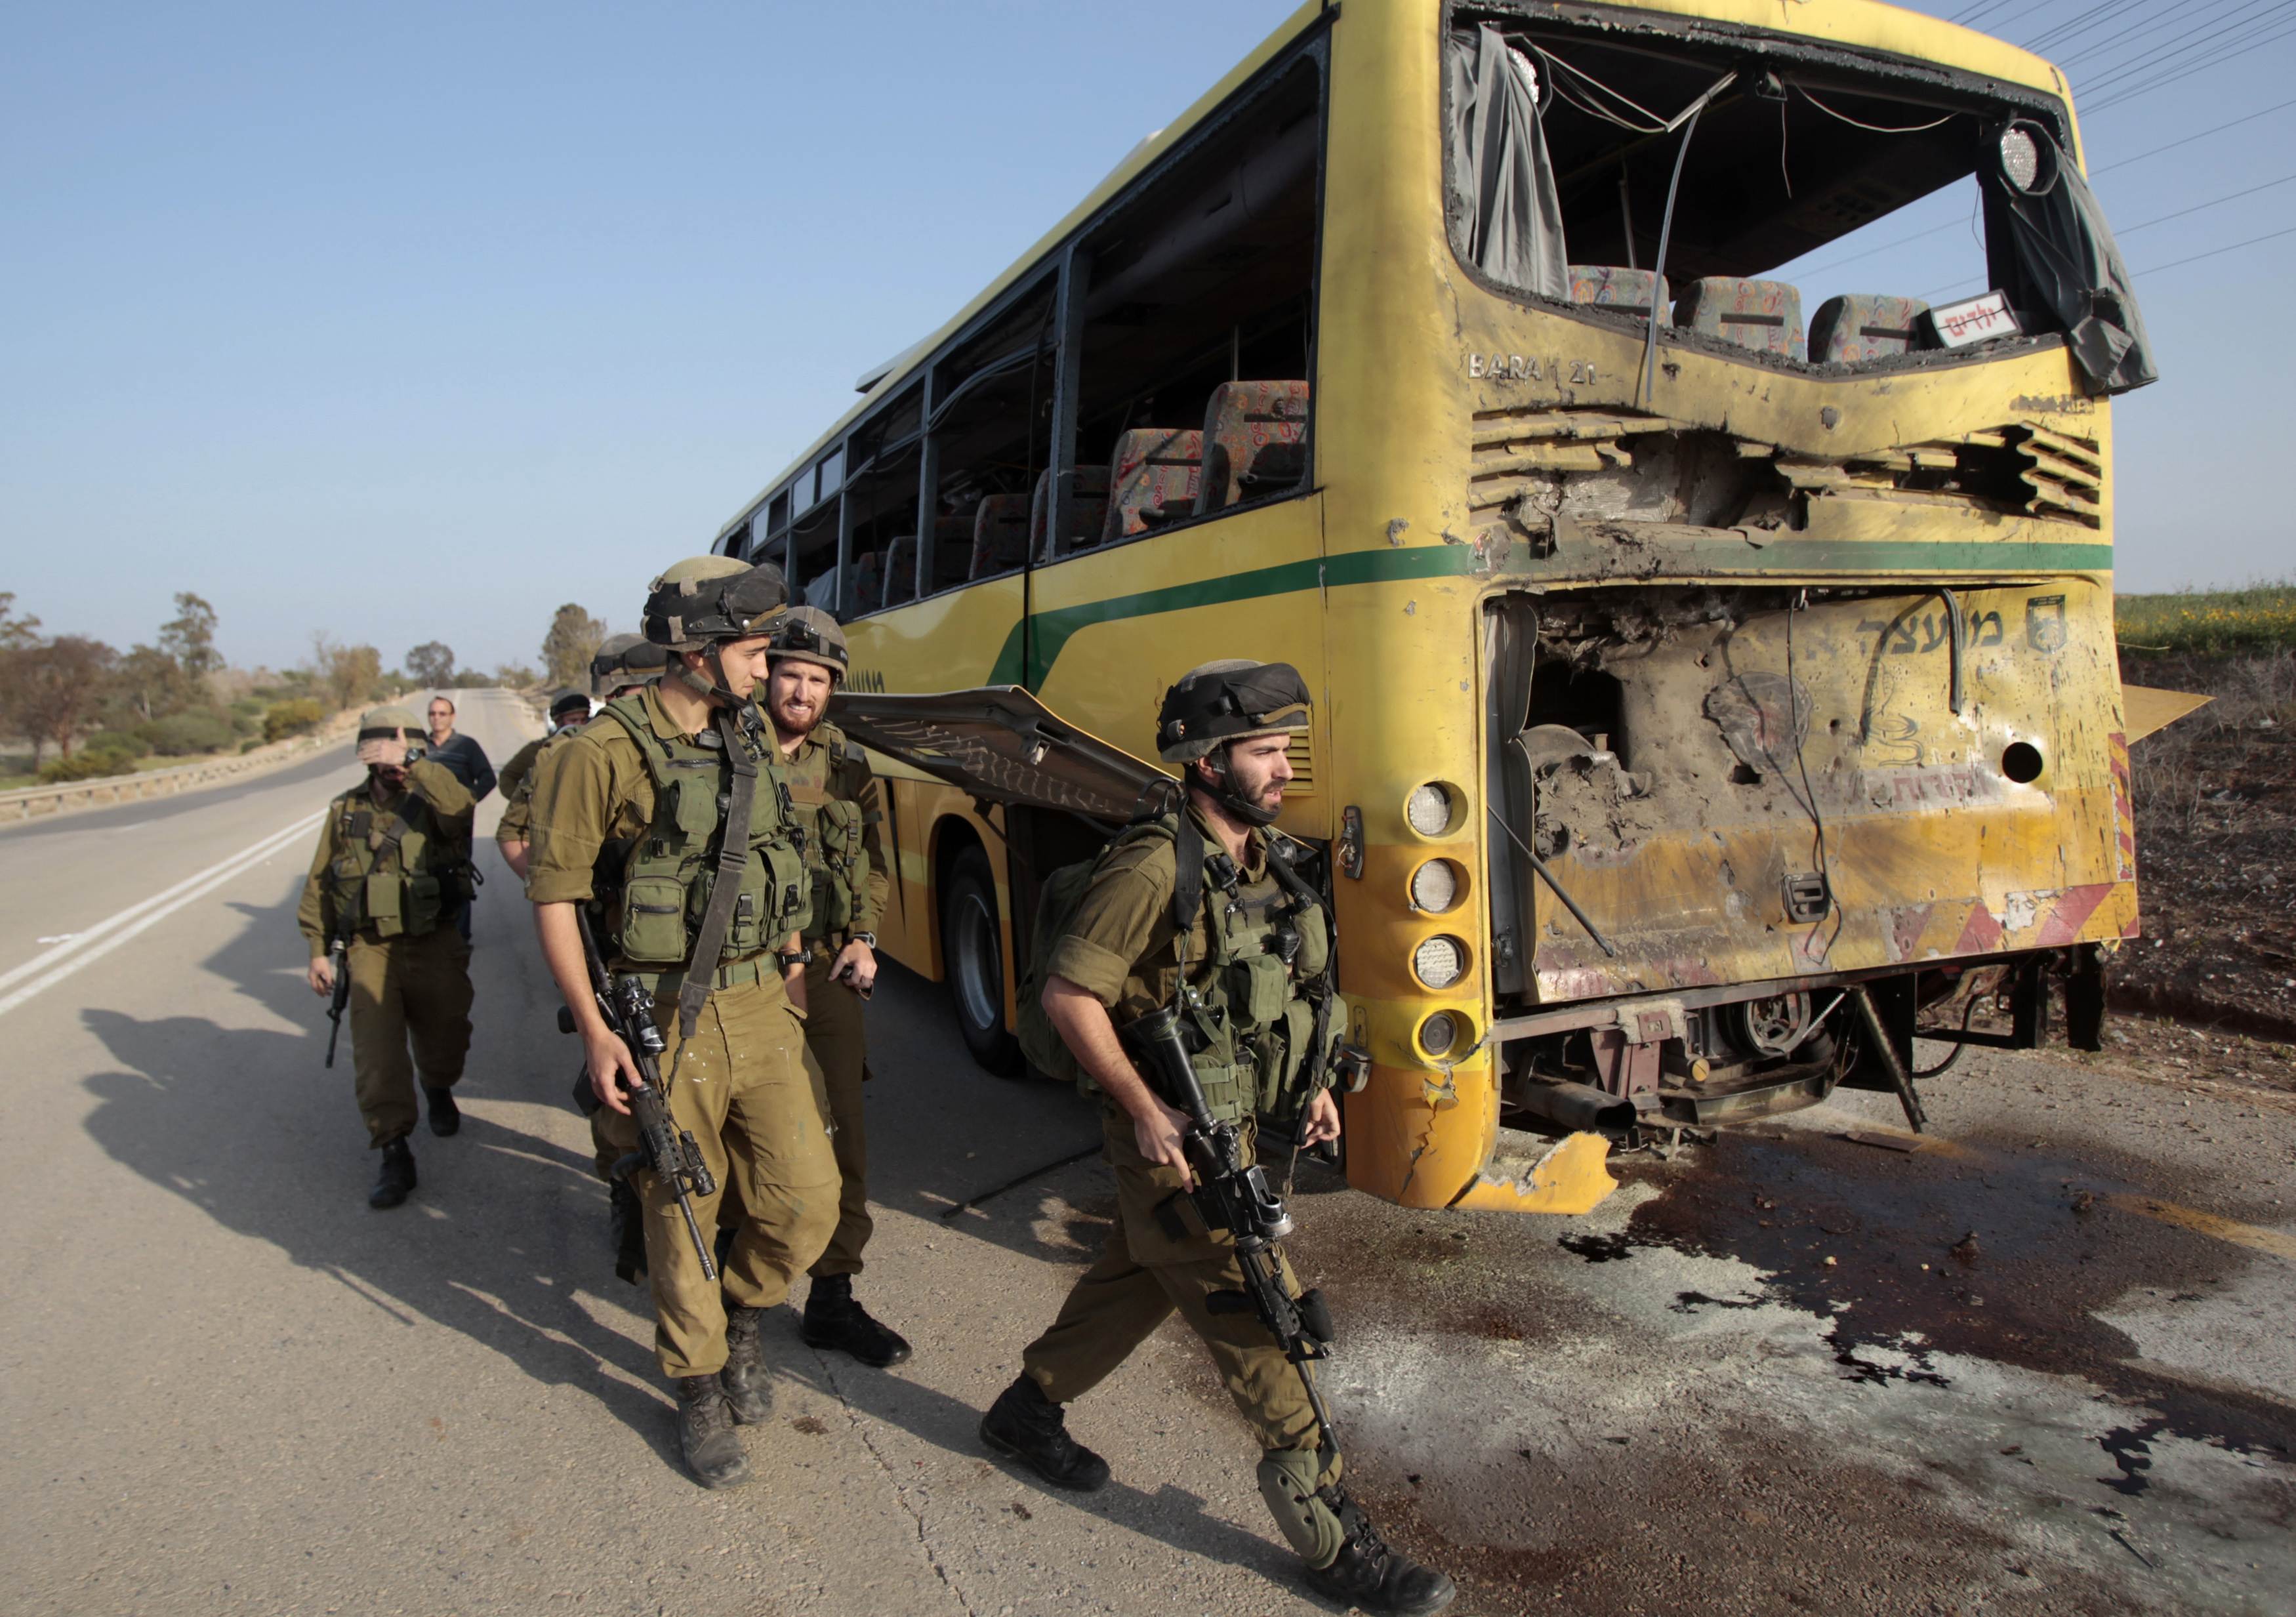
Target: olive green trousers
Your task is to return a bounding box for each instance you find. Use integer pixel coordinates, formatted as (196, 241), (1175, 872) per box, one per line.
(1019, 1105), (1339, 1482)
(802, 958), (873, 1278)
(639, 976), (840, 1378)
(348, 928), (472, 1147)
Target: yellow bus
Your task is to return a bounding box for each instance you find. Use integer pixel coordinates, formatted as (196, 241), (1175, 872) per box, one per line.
(710, 0), (2162, 1215)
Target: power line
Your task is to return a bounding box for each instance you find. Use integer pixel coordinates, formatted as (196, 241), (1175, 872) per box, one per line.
(2112, 169), (2296, 235)
(2083, 11), (2296, 108)
(2052, 0), (2265, 71)
(2089, 95), (2296, 176)
(2133, 221), (2296, 274)
(2080, 3), (2287, 95)
(2028, 0), (2161, 59)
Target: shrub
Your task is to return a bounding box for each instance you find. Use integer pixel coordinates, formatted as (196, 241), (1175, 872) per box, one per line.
(241, 738), (262, 752)
(83, 729), (152, 763)
(264, 699), (325, 741)
(140, 710), (237, 756)
(38, 752), (131, 785)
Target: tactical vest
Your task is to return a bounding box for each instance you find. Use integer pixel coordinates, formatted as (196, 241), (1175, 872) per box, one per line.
(324, 781), (467, 941)
(1022, 809), (1335, 1127)
(781, 722), (873, 945)
(595, 693), (812, 967)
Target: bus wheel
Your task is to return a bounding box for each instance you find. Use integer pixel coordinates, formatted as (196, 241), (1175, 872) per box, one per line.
(942, 844), (1024, 1076)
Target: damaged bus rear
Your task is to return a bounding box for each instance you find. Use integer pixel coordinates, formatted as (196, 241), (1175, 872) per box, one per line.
(1324, 1), (2158, 1211)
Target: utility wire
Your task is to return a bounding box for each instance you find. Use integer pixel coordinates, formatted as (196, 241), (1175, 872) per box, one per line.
(2090, 94), (2296, 176)
(2132, 221), (2296, 275)
(2111, 168), (2296, 235)
(2051, 0), (2266, 70)
(2085, 12), (2296, 109)
(2026, 0), (2155, 58)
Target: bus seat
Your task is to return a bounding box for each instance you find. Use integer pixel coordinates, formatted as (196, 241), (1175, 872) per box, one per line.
(1808, 294), (1930, 364)
(970, 495), (1031, 580)
(881, 536), (916, 608)
(1103, 428), (1203, 543)
(1567, 265), (1670, 310)
(1674, 277), (1807, 361)
(1030, 465), (1112, 563)
(849, 550), (883, 614)
(1198, 380), (1310, 514)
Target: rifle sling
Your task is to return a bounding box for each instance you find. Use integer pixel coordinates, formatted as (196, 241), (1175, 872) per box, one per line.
(676, 705), (760, 1041)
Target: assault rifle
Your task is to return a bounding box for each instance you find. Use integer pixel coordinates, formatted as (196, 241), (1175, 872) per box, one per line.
(321, 930), (352, 1068)
(1121, 1002), (1340, 1452)
(563, 907), (720, 1280)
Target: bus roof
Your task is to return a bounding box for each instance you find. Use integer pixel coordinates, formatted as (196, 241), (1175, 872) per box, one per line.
(714, 0), (2069, 546)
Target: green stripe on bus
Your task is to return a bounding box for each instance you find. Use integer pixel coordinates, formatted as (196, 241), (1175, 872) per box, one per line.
(991, 537), (2116, 685)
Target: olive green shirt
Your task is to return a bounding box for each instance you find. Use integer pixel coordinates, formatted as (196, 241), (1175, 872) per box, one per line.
(492, 735), (552, 846)
(1045, 802), (1273, 1025)
(295, 758), (476, 958)
(522, 686), (687, 908)
(780, 726), (890, 945)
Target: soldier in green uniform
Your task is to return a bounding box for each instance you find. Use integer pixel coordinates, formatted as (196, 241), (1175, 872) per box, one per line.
(525, 556), (839, 1490)
(754, 606), (910, 1366)
(297, 705), (479, 1209)
(495, 688), (592, 880)
(978, 661), (1454, 1617)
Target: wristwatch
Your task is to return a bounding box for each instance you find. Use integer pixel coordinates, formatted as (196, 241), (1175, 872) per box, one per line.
(848, 931), (877, 949)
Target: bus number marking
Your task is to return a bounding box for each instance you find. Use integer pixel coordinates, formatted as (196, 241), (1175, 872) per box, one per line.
(1467, 353), (1597, 385)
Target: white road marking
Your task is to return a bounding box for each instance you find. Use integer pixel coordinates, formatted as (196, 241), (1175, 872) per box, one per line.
(0, 811), (325, 1017)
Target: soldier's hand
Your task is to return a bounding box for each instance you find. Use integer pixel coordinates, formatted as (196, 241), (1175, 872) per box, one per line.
(307, 956), (335, 997)
(1134, 1097), (1196, 1191)
(586, 1030), (644, 1115)
(830, 939), (876, 994)
(1302, 1087), (1342, 1147)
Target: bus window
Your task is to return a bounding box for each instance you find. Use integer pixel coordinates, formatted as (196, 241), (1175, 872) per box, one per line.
(1063, 56), (1321, 556)
(926, 277), (1057, 587)
(841, 384), (924, 619)
(1443, 12), (2150, 386)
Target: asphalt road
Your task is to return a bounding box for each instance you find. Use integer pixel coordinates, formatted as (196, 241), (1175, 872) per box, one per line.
(3, 686), (2291, 1616)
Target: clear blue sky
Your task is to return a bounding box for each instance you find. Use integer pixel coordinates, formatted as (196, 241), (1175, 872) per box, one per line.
(4, 1), (2289, 674)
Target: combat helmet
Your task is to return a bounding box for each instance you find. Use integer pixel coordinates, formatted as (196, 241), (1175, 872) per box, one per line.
(762, 605), (848, 682)
(356, 703), (424, 769)
(640, 556), (791, 705)
(1156, 660), (1310, 828)
(548, 687), (591, 723)
(640, 556), (790, 651)
(587, 631), (666, 697)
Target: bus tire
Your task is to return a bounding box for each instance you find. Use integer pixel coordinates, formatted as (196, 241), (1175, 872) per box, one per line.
(941, 844), (1024, 1077)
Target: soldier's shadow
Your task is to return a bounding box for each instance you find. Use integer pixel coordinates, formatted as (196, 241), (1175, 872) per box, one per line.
(75, 895), (685, 1471)
(771, 1323), (1303, 1584)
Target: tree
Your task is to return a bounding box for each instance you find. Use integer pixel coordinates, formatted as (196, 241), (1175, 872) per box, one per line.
(495, 661), (542, 689)
(157, 592), (223, 681)
(404, 641), (457, 687)
(541, 605), (607, 689)
(0, 593), (40, 651)
(109, 644), (190, 725)
(308, 634), (384, 713)
(14, 636), (119, 762)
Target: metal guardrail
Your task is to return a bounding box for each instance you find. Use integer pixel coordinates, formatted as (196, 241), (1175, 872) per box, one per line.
(0, 718), (358, 825)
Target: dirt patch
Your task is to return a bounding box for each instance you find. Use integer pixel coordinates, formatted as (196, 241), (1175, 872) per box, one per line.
(2113, 649), (2296, 1041)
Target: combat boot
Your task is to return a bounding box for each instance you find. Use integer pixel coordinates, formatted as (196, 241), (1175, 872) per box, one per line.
(802, 1273), (913, 1367)
(721, 1305), (772, 1425)
(424, 1086), (461, 1137)
(369, 1138), (417, 1210)
(672, 1374), (751, 1489)
(1303, 1484), (1456, 1617)
(979, 1373), (1109, 1492)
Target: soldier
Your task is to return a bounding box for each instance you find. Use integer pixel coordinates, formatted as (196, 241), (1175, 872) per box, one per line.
(494, 688), (594, 881)
(756, 605), (910, 1366)
(297, 705), (478, 1210)
(525, 556), (839, 1490)
(977, 661), (1455, 1617)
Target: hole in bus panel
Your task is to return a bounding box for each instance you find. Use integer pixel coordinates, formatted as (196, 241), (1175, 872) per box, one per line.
(1448, 6), (2064, 374)
(1065, 57), (1321, 560)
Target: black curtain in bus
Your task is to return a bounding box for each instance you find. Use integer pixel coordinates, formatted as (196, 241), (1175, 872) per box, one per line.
(1994, 122), (2158, 395)
(1446, 24), (1568, 301)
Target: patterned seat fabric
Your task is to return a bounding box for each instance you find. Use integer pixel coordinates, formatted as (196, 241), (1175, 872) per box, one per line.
(1567, 265), (1670, 310)
(969, 495), (1032, 580)
(1029, 465), (1112, 563)
(1808, 294), (1931, 365)
(1103, 429), (1203, 543)
(1673, 277), (1807, 361)
(881, 535), (917, 608)
(1197, 380), (1310, 514)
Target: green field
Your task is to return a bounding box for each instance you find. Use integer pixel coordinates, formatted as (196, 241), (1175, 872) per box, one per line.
(2116, 580), (2296, 658)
